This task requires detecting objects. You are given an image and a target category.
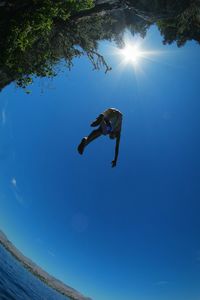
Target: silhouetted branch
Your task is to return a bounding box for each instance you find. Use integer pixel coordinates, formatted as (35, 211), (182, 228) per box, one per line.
(87, 50), (112, 73)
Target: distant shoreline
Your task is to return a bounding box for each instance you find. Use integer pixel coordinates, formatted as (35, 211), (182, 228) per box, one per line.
(0, 230), (92, 300)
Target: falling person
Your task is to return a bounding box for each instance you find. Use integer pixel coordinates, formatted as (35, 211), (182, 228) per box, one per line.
(78, 108), (123, 167)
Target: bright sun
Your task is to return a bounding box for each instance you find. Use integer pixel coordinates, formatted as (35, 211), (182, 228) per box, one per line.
(120, 44), (143, 65)
(114, 36), (161, 71)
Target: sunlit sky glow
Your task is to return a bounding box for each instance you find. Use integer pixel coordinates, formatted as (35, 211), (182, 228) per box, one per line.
(114, 35), (163, 71)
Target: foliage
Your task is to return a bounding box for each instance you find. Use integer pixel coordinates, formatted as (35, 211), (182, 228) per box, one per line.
(0, 0), (148, 89)
(157, 2), (200, 46)
(0, 0), (200, 90)
(0, 0), (94, 87)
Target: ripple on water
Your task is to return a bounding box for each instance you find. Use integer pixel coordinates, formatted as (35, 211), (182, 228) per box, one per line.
(0, 244), (70, 300)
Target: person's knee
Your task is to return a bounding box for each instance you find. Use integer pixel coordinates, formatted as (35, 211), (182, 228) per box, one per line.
(98, 114), (104, 122)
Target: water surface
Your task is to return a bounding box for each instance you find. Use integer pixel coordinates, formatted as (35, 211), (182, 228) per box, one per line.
(0, 244), (70, 300)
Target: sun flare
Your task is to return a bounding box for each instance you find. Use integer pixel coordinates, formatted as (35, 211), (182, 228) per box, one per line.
(114, 36), (162, 72)
(120, 44), (143, 65)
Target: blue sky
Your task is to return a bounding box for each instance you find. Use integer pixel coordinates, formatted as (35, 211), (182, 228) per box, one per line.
(0, 26), (200, 300)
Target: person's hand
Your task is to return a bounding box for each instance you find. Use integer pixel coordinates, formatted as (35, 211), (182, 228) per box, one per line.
(111, 160), (117, 168)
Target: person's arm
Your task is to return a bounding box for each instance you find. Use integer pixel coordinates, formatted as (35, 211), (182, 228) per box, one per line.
(111, 133), (121, 168)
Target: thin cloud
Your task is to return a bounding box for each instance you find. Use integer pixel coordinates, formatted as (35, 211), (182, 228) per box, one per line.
(11, 177), (17, 188)
(48, 250), (55, 257)
(10, 177), (24, 205)
(14, 191), (24, 205)
(1, 109), (6, 125)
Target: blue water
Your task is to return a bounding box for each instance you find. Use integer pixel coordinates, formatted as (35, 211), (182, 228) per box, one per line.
(0, 244), (70, 300)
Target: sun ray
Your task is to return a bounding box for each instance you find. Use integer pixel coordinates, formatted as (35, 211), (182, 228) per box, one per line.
(112, 35), (164, 73)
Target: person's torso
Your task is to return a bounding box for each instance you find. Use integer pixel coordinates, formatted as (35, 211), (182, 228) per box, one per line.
(103, 108), (122, 132)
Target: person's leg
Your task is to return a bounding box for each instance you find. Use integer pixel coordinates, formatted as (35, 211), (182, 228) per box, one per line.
(85, 128), (102, 145)
(90, 114), (104, 127)
(78, 128), (102, 155)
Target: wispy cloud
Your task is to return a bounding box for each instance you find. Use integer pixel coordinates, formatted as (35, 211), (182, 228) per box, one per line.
(11, 177), (17, 188)
(14, 191), (24, 205)
(47, 250), (55, 257)
(35, 238), (56, 258)
(10, 177), (24, 205)
(1, 109), (6, 125)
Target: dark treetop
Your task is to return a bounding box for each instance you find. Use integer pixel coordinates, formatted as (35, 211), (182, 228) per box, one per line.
(0, 0), (199, 90)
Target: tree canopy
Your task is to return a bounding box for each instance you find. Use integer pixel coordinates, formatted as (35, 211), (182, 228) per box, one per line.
(157, 2), (200, 46)
(0, 0), (94, 88)
(0, 0), (199, 90)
